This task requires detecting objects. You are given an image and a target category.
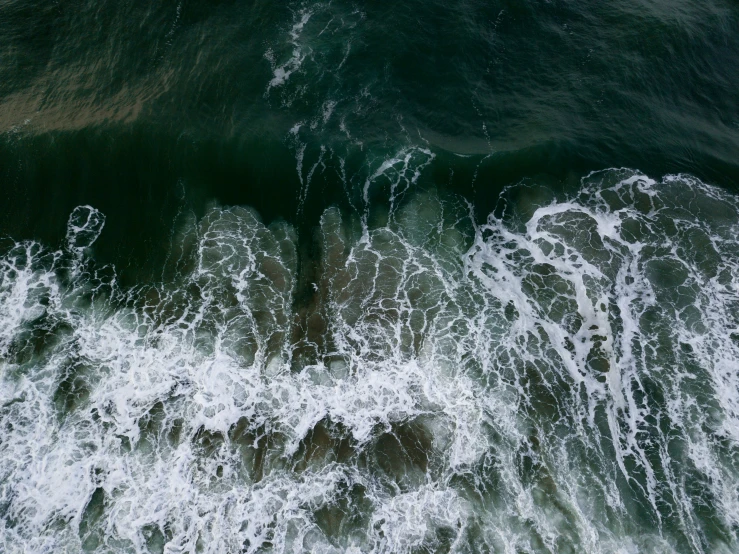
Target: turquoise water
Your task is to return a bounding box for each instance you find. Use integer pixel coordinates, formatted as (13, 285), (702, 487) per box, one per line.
(0, 2), (738, 553)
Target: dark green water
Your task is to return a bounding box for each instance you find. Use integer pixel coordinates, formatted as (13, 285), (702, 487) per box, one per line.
(1, 1), (738, 553)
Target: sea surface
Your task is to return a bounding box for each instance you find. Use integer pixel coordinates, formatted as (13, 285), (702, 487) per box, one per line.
(1, 1), (738, 553)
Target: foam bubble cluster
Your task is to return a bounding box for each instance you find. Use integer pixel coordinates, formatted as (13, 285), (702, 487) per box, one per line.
(1, 169), (738, 553)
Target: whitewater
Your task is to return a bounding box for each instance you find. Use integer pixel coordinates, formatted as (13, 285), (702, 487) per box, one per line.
(1, 168), (738, 553)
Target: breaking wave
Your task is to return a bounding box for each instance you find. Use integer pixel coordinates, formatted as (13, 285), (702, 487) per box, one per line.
(1, 169), (738, 553)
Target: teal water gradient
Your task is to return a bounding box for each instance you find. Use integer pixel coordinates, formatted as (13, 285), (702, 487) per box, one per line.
(1, 0), (737, 278)
(1, 1), (738, 553)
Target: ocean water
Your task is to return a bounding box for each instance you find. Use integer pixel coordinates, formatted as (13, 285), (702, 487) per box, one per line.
(1, 2), (738, 553)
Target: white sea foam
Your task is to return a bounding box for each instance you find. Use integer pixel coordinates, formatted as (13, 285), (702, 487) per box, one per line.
(266, 10), (313, 91)
(1, 170), (738, 553)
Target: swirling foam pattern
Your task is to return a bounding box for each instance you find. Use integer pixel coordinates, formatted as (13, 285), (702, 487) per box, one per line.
(1, 170), (738, 553)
